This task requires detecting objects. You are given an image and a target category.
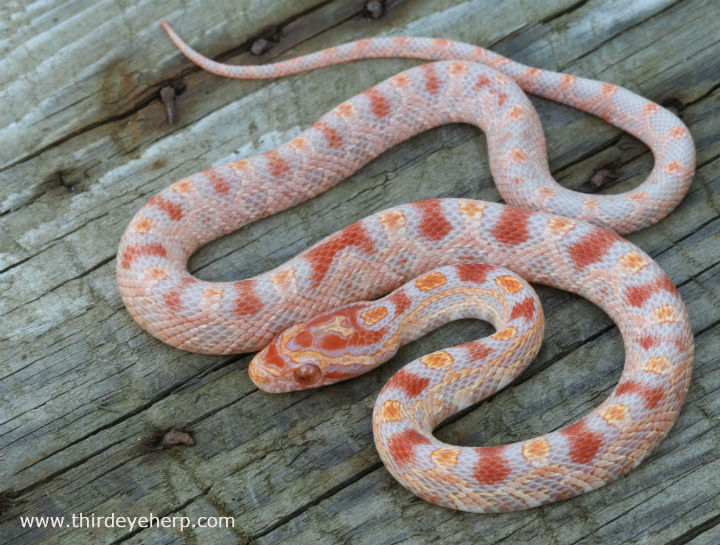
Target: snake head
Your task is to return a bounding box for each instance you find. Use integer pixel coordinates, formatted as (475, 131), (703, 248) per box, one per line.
(249, 303), (390, 393)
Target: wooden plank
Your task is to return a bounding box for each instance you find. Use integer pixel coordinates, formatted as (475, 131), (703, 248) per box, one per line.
(1, 0), (718, 543)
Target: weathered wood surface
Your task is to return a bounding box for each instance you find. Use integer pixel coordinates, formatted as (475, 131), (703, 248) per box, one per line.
(1, 0), (718, 543)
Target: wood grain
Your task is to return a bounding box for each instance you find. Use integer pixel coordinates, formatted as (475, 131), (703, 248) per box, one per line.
(1, 0), (718, 543)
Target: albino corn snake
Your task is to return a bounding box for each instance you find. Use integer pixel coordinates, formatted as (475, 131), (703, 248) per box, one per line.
(115, 21), (695, 512)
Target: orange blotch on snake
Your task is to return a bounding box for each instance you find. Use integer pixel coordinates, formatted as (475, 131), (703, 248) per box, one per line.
(625, 284), (655, 308)
(360, 306), (388, 326)
(628, 192), (649, 202)
(335, 102), (356, 117)
(638, 334), (660, 350)
(567, 229), (620, 270)
(510, 148), (526, 162)
(464, 341), (493, 361)
(133, 216), (155, 234)
(447, 62), (467, 74)
(420, 350), (454, 370)
(473, 446), (512, 485)
(379, 399), (405, 422)
(665, 160), (681, 174)
(616, 380), (664, 409)
(431, 447), (460, 468)
(229, 159), (251, 177)
(264, 150), (291, 178)
(148, 194), (184, 221)
(643, 102), (660, 114)
(389, 289), (412, 314)
(560, 420), (603, 464)
(619, 250), (649, 273)
(522, 437), (551, 462)
(475, 75), (491, 89)
(600, 403), (632, 428)
(491, 326), (517, 340)
(202, 287), (223, 302)
(669, 126), (687, 139)
(422, 64), (441, 95)
(509, 105), (524, 119)
(233, 280), (264, 316)
(510, 296), (536, 321)
(207, 169), (231, 195)
(546, 216), (576, 237)
(601, 83), (618, 95)
(458, 200), (486, 219)
(314, 121), (343, 148)
(387, 429), (431, 466)
(643, 356), (670, 375)
(652, 304), (679, 323)
(379, 208), (407, 231)
(456, 263), (492, 283)
(413, 200), (452, 241)
(172, 179), (195, 194)
(415, 271), (447, 291)
(121, 243), (167, 269)
(491, 207), (532, 246)
(305, 222), (374, 287)
(289, 136), (309, 150)
(363, 88), (391, 118)
(162, 289), (182, 311)
(144, 266), (168, 282)
(389, 73), (411, 87)
(495, 275), (524, 294)
(271, 268), (296, 289)
(387, 369), (430, 398)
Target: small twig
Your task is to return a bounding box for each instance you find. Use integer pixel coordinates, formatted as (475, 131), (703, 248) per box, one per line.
(160, 86), (177, 125)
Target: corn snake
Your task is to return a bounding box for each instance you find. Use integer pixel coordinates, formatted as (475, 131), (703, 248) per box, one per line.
(115, 21), (695, 512)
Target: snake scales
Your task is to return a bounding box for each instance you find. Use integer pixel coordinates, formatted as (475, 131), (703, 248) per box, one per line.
(115, 21), (695, 512)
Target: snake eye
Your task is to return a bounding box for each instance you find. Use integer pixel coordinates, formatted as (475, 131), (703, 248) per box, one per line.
(293, 363), (321, 386)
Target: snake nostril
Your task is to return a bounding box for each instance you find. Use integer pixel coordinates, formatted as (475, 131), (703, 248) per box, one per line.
(294, 363), (321, 386)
